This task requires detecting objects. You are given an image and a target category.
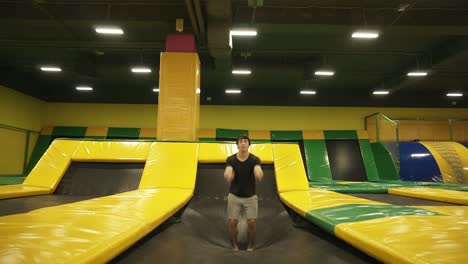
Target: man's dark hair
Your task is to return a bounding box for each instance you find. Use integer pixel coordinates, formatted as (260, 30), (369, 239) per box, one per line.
(236, 135), (251, 145)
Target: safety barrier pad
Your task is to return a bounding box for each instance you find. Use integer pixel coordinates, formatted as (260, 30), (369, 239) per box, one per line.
(389, 188), (468, 205)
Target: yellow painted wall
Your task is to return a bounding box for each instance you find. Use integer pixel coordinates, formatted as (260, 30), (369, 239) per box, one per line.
(45, 103), (468, 130)
(0, 86), (45, 174)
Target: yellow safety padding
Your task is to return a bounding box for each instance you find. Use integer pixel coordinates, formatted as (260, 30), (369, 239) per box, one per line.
(336, 215), (468, 264)
(72, 141), (152, 162)
(302, 130), (324, 140)
(199, 128), (216, 138)
(0, 188), (192, 264)
(250, 144), (273, 164)
(23, 140), (80, 190)
(452, 142), (468, 182)
(139, 128), (157, 138)
(248, 130), (270, 140)
(357, 130), (369, 139)
(139, 142), (198, 189)
(410, 206), (468, 217)
(85, 127), (108, 137)
(273, 144), (309, 192)
(0, 185), (50, 199)
(280, 188), (385, 216)
(420, 142), (459, 183)
(389, 188), (468, 205)
(198, 143), (237, 163)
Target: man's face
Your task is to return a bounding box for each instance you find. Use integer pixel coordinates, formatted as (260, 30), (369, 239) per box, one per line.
(237, 138), (250, 152)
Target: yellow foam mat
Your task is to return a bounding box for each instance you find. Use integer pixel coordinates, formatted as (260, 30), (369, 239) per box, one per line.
(198, 143), (273, 163)
(0, 188), (192, 263)
(273, 144), (311, 193)
(420, 142), (461, 183)
(72, 141), (152, 162)
(389, 188), (468, 205)
(139, 142), (199, 189)
(280, 188), (385, 216)
(0, 185), (50, 199)
(410, 206), (468, 217)
(336, 215), (468, 264)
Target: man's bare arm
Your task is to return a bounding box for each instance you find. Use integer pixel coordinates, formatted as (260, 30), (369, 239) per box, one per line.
(224, 166), (235, 183)
(254, 165), (264, 182)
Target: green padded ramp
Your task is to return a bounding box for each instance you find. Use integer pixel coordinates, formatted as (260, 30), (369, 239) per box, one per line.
(270, 130), (303, 140)
(309, 183), (388, 194)
(304, 140), (332, 182)
(52, 126), (87, 137)
(324, 130), (357, 140)
(306, 204), (440, 234)
(359, 139), (380, 181)
(0, 176), (25, 185)
(107, 128), (140, 139)
(371, 142), (399, 181)
(216, 129), (248, 140)
(25, 135), (52, 174)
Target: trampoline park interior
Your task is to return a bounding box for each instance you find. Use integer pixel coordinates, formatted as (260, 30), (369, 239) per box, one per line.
(1, 1), (468, 264)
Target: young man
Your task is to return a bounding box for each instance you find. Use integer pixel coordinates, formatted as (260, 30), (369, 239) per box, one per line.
(224, 135), (264, 251)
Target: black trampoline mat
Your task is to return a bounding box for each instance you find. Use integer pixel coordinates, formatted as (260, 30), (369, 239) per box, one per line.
(112, 164), (379, 264)
(326, 140), (368, 182)
(0, 162), (144, 216)
(351, 194), (457, 206)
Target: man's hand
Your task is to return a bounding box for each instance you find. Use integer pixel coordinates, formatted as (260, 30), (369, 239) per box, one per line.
(224, 166), (235, 183)
(254, 165), (264, 182)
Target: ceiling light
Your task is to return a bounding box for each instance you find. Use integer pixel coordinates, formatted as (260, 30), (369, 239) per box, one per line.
(153, 88), (159, 92)
(352, 31), (379, 39)
(40, 67), (62, 72)
(407, 71), (428, 77)
(373, 91), (389, 95)
(230, 29), (257, 36)
(95, 27), (124, 35)
(411, 153), (430, 158)
(131, 67), (152, 73)
(76, 86), (93, 91)
(226, 89), (241, 94)
(315, 71), (335, 76)
(196, 88), (200, 94)
(232, 69), (252, 75)
(300, 90), (316, 95)
(446, 93), (463, 97)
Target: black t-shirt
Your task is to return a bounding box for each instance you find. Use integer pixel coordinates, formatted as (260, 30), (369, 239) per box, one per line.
(226, 153), (261, 197)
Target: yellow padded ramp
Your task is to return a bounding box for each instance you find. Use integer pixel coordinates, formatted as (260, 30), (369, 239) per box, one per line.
(0, 188), (192, 263)
(139, 142), (199, 189)
(198, 143), (273, 163)
(280, 188), (385, 216)
(273, 144), (309, 192)
(419, 141), (461, 183)
(335, 215), (468, 264)
(389, 188), (468, 205)
(72, 141), (152, 162)
(410, 206), (468, 217)
(0, 185), (50, 199)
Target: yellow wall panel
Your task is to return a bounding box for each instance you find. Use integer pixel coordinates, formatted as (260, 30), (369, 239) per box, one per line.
(85, 127), (108, 137)
(302, 130), (324, 140)
(0, 128), (26, 174)
(249, 130), (270, 140)
(139, 128), (157, 138)
(199, 128), (216, 138)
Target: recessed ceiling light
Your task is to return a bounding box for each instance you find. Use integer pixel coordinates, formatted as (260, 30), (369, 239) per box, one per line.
(300, 90), (316, 95)
(153, 88), (159, 92)
(411, 153), (430, 158)
(407, 71), (428, 77)
(373, 91), (389, 95)
(232, 69), (252, 75)
(446, 93), (463, 97)
(131, 67), (152, 73)
(76, 86), (93, 91)
(352, 31), (379, 39)
(40, 66), (62, 72)
(196, 88), (200, 94)
(230, 29), (257, 36)
(315, 71), (335, 76)
(95, 27), (124, 35)
(226, 89), (241, 94)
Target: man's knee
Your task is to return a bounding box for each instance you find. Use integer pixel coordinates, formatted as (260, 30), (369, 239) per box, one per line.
(247, 219), (256, 229)
(229, 219), (238, 228)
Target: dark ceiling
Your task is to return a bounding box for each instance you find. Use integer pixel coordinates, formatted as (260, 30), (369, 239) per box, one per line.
(1, 0), (467, 108)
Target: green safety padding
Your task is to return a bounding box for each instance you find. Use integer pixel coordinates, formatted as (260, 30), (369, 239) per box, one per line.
(304, 140), (332, 182)
(199, 138), (216, 142)
(216, 129), (248, 140)
(139, 137), (157, 140)
(306, 204), (440, 234)
(369, 180), (420, 186)
(84, 136), (107, 139)
(52, 126), (87, 137)
(359, 139), (380, 181)
(371, 142), (399, 180)
(0, 176), (26, 185)
(270, 130), (303, 140)
(107, 128), (141, 139)
(324, 130), (357, 140)
(309, 183), (388, 193)
(25, 135), (53, 174)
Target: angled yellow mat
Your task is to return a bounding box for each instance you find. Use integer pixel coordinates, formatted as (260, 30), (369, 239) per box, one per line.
(410, 206), (468, 217)
(273, 144), (309, 193)
(72, 141), (152, 162)
(389, 188), (468, 205)
(198, 143), (273, 163)
(0, 188), (192, 263)
(0, 185), (50, 199)
(336, 215), (468, 264)
(280, 188), (385, 216)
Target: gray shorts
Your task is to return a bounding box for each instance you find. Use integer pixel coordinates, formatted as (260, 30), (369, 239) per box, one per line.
(227, 193), (258, 220)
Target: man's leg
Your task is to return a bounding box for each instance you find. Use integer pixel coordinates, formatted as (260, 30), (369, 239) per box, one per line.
(247, 219), (256, 251)
(228, 219), (239, 250)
